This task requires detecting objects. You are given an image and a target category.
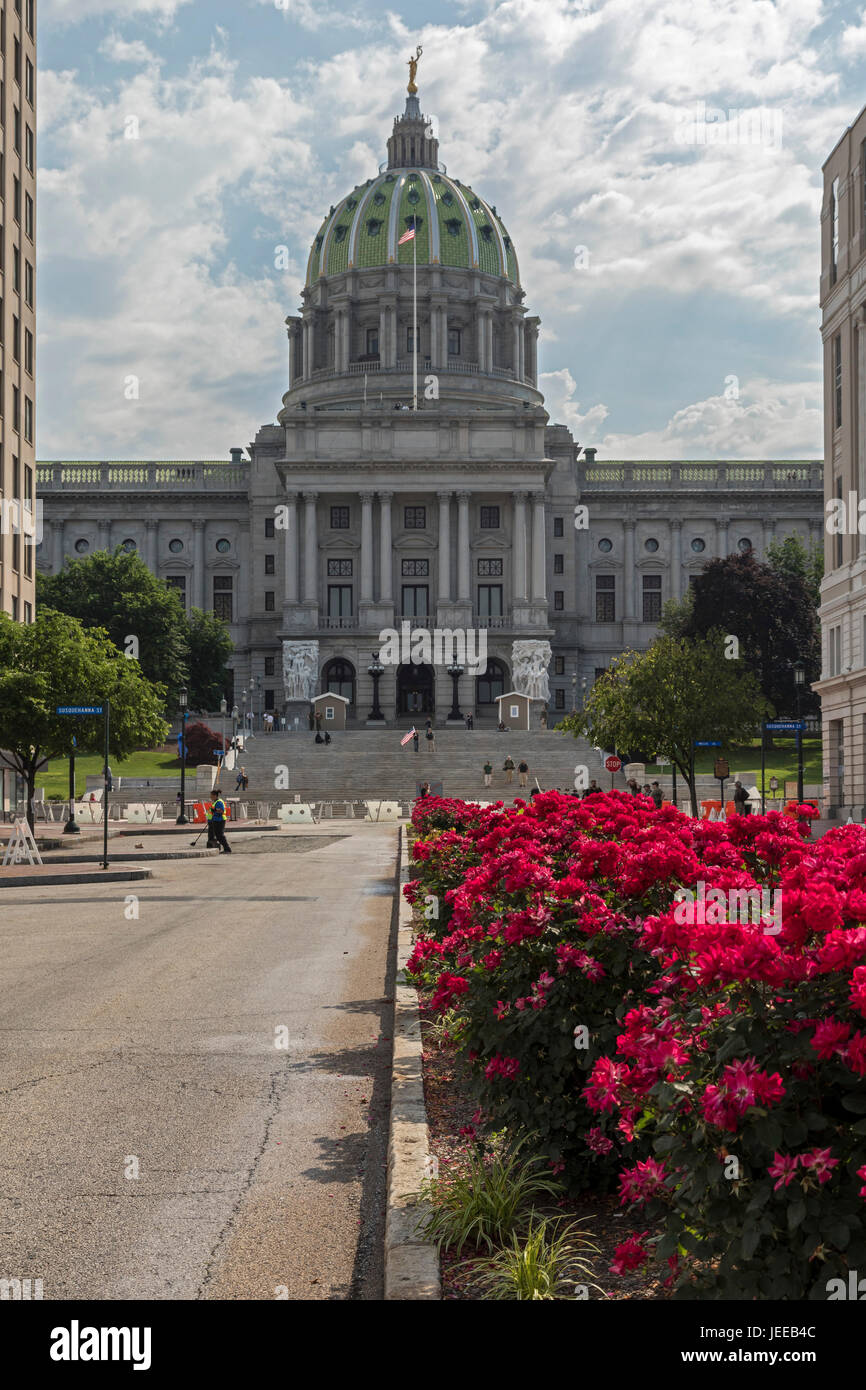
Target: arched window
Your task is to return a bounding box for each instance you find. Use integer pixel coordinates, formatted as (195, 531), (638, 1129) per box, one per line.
(476, 659), (507, 706)
(323, 658), (355, 707)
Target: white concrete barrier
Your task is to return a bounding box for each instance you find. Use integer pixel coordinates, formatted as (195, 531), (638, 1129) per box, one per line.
(365, 800), (400, 822)
(278, 804), (316, 823)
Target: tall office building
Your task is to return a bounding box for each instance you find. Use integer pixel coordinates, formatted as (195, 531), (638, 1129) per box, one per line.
(816, 102), (866, 816)
(0, 0), (36, 624)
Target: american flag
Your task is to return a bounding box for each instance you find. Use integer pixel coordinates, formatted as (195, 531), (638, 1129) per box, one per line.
(400, 727), (417, 746)
(398, 226), (416, 244)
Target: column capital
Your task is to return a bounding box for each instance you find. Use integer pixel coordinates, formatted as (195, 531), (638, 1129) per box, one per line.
(623, 517), (636, 531)
(513, 489), (529, 504)
(284, 489), (299, 504)
(436, 489), (453, 502)
(378, 489), (394, 502)
(302, 489), (318, 502)
(669, 518), (682, 531)
(359, 490), (375, 504)
(145, 519), (159, 530)
(456, 489), (472, 503)
(530, 490), (545, 505)
(192, 519), (205, 530)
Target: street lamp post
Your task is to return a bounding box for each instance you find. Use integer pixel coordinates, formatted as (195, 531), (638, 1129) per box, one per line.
(447, 660), (464, 722)
(581, 676), (587, 708)
(571, 670), (577, 712)
(220, 696), (227, 771)
(367, 652), (385, 722)
(231, 704), (239, 747)
(176, 688), (189, 825)
(257, 677), (263, 732)
(241, 688), (247, 741)
(64, 736), (80, 834)
(793, 660), (806, 804)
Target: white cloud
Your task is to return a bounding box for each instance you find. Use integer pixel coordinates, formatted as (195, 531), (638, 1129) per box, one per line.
(42, 0), (191, 24)
(256, 0), (372, 31)
(98, 33), (158, 65)
(540, 368), (610, 439)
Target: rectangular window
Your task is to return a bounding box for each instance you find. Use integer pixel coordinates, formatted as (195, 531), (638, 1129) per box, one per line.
(264, 591), (275, 611)
(264, 553), (275, 575)
(264, 688), (275, 711)
(25, 57), (32, 105)
(554, 590), (564, 610)
(401, 558), (429, 576)
(23, 600), (32, 623)
(831, 175), (840, 284)
(401, 584), (429, 617)
(480, 505), (500, 528)
(595, 667), (607, 682)
(330, 505), (350, 529)
(477, 584), (503, 618)
(12, 247), (20, 293)
(365, 327), (379, 356)
(26, 0), (33, 37)
(265, 516), (275, 538)
(477, 557), (503, 576)
(23, 395), (32, 442)
(12, 315), (18, 361)
(13, 108), (19, 153)
(554, 655), (565, 675)
(554, 688), (565, 710)
(24, 327), (31, 373)
(829, 625), (842, 677)
(834, 333), (842, 429)
(24, 125), (32, 172)
(12, 385), (19, 431)
(264, 656), (275, 677)
(327, 558), (353, 576)
(406, 326), (420, 353)
(13, 36), (19, 83)
(404, 506), (426, 529)
(553, 553), (564, 574)
(595, 574), (615, 622)
(835, 476), (843, 569)
(13, 176), (20, 223)
(213, 575), (232, 622)
(642, 573), (662, 623)
(327, 585), (353, 619)
(553, 516), (564, 537)
(448, 327), (461, 355)
(25, 260), (32, 305)
(12, 532), (20, 571)
(24, 192), (32, 241)
(166, 575), (187, 609)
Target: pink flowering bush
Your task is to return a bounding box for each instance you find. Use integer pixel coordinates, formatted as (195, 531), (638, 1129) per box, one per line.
(407, 791), (866, 1297)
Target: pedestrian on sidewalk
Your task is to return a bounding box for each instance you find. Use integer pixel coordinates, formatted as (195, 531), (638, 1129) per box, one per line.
(582, 778), (601, 797)
(483, 759), (492, 787)
(413, 729), (419, 753)
(208, 789), (232, 853)
(503, 755), (515, 784)
(425, 721), (436, 752)
(733, 780), (750, 815)
(235, 767), (244, 791)
(517, 759), (529, 788)
(465, 712), (474, 730)
(540, 709), (548, 730)
(650, 781), (664, 809)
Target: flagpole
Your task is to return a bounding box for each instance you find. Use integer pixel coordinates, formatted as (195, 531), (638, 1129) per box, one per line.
(412, 214), (418, 412)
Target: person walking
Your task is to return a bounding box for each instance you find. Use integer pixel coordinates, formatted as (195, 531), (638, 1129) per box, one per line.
(503, 754), (515, 784)
(650, 780), (664, 809)
(483, 759), (493, 787)
(517, 758), (529, 788)
(413, 729), (420, 753)
(425, 721), (436, 753)
(235, 767), (244, 792)
(465, 712), (474, 730)
(582, 778), (601, 797)
(540, 709), (548, 730)
(733, 780), (750, 815)
(418, 781), (431, 799)
(208, 789), (232, 853)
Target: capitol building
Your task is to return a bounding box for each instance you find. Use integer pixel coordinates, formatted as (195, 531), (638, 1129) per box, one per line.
(36, 71), (823, 725)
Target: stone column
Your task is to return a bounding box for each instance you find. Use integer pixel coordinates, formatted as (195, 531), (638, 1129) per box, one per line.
(360, 491), (374, 603)
(716, 515), (729, 559)
(303, 491), (318, 603)
(302, 317), (314, 377)
(381, 300), (397, 368)
(379, 491), (393, 602)
(98, 519), (111, 554)
(437, 491), (452, 602)
(513, 318), (522, 380)
(52, 518), (64, 572)
(623, 520), (636, 620)
(486, 315), (494, 372)
(670, 519), (682, 602)
(762, 516), (775, 558)
(457, 491), (471, 603)
(512, 491), (528, 600)
(283, 491), (299, 605)
(531, 492), (546, 603)
(145, 518), (158, 573)
(192, 519), (206, 611)
(379, 304), (389, 368)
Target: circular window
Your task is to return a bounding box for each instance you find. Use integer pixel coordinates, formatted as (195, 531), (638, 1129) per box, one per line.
(169, 538), (184, 554)
(598, 538), (613, 553)
(215, 538), (231, 553)
(691, 537), (706, 553)
(644, 537), (659, 552)
(738, 537), (753, 553)
(74, 538), (90, 553)
(121, 539), (136, 553)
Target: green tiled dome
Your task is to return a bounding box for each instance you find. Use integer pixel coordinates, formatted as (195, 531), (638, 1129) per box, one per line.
(306, 168), (520, 287)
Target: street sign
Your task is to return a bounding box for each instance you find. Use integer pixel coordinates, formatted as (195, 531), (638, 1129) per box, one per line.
(694, 740), (722, 747)
(604, 755), (622, 772)
(57, 705), (103, 716)
(764, 720), (805, 732)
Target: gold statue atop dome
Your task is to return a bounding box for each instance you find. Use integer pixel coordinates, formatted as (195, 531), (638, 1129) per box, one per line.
(407, 44), (422, 93)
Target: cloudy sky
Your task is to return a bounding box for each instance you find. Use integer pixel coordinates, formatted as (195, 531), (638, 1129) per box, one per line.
(35, 0), (866, 460)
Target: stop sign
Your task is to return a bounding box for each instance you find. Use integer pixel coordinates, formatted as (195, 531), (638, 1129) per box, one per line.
(604, 755), (622, 773)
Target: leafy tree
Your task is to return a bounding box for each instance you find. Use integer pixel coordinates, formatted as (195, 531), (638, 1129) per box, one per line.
(661, 551), (819, 716)
(0, 609), (169, 828)
(36, 548), (233, 710)
(559, 633), (768, 815)
(186, 608), (234, 712)
(767, 532), (823, 609)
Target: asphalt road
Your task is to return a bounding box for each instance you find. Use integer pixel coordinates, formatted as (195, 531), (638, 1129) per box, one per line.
(0, 825), (399, 1300)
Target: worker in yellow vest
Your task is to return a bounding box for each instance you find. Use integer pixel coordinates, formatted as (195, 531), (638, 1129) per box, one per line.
(207, 790), (232, 854)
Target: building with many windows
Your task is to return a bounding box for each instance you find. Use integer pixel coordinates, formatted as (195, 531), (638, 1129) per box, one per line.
(36, 76), (822, 725)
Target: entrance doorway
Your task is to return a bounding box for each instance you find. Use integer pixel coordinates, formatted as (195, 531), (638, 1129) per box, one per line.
(396, 663), (434, 716)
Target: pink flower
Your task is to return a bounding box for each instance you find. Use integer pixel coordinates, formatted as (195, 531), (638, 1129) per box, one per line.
(800, 1147), (839, 1184)
(586, 1126), (614, 1156)
(856, 1163), (866, 1199)
(618, 1157), (669, 1206)
(611, 1232), (650, 1275)
(767, 1152), (799, 1190)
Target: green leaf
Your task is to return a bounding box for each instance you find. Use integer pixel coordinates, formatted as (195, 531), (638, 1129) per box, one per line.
(841, 1092), (866, 1114)
(787, 1200), (807, 1231)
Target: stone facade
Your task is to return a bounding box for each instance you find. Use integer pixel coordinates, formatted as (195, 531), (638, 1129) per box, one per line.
(35, 84), (823, 727)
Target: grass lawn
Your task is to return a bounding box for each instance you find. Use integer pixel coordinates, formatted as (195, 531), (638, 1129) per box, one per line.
(36, 747), (180, 799)
(688, 738), (822, 792)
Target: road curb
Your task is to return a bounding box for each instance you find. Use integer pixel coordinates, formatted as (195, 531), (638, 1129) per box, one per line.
(383, 824), (441, 1301)
(0, 867), (154, 888)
